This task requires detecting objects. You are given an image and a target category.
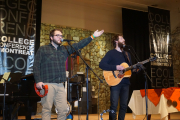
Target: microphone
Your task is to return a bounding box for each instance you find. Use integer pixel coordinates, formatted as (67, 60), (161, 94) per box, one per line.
(61, 39), (74, 42)
(123, 44), (130, 48)
(123, 44), (141, 62)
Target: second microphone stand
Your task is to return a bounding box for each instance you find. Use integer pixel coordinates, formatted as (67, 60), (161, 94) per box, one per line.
(66, 41), (103, 120)
(125, 46), (152, 120)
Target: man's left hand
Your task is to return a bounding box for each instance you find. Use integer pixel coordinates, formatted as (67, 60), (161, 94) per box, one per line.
(136, 63), (146, 70)
(93, 30), (104, 37)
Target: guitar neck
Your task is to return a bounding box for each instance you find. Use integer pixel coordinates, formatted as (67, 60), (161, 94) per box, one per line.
(125, 59), (150, 71)
(125, 66), (134, 71)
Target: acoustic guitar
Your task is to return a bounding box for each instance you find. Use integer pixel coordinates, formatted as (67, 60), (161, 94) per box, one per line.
(103, 56), (157, 86)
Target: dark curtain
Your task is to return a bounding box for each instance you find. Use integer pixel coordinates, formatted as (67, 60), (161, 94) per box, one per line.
(122, 8), (152, 113)
(35, 0), (42, 54)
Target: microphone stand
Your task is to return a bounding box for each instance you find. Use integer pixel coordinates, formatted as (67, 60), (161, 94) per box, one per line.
(125, 46), (152, 82)
(66, 41), (103, 120)
(125, 46), (152, 120)
(2, 77), (12, 120)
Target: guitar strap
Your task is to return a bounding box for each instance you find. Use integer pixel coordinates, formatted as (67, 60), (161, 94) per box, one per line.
(124, 51), (138, 72)
(125, 51), (140, 72)
(125, 51), (131, 65)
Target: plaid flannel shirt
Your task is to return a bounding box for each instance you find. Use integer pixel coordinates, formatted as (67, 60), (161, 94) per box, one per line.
(33, 37), (92, 83)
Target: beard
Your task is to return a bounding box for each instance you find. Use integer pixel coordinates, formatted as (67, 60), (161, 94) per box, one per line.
(118, 42), (124, 49)
(53, 39), (61, 45)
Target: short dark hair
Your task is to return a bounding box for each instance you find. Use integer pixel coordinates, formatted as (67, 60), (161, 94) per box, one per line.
(112, 34), (123, 48)
(49, 29), (63, 42)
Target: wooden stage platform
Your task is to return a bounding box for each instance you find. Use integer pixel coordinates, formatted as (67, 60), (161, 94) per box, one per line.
(1, 112), (180, 120)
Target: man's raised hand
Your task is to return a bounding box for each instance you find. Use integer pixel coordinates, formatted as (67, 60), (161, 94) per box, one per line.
(93, 30), (104, 37)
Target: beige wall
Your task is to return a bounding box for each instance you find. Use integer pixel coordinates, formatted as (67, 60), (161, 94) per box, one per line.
(41, 0), (122, 34)
(171, 12), (180, 32)
(41, 0), (180, 34)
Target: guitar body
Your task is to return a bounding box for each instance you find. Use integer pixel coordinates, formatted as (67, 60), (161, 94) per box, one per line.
(103, 62), (132, 86)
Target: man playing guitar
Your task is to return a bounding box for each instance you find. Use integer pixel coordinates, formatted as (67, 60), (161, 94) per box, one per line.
(99, 35), (140, 120)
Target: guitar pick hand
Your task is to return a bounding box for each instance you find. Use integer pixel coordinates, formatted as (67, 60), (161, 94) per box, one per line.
(116, 65), (125, 70)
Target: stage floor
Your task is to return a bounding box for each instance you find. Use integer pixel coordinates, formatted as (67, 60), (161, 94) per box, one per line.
(1, 112), (180, 120)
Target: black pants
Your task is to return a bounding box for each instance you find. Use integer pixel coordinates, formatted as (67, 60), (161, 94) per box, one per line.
(109, 83), (129, 120)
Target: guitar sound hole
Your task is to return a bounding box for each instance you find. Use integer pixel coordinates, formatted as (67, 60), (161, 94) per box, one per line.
(117, 74), (124, 78)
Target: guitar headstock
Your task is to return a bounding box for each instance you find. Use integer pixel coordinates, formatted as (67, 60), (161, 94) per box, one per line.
(149, 56), (157, 62)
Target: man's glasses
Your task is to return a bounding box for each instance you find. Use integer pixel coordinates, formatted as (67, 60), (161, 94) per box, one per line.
(54, 34), (64, 38)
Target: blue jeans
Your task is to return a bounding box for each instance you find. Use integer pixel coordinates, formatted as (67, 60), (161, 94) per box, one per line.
(109, 83), (129, 120)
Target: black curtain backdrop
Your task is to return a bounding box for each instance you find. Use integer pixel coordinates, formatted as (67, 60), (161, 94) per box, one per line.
(122, 8), (151, 113)
(35, 0), (42, 54)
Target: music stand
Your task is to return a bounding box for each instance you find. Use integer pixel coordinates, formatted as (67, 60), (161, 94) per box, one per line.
(1, 72), (11, 120)
(0, 73), (22, 84)
(1, 72), (22, 120)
